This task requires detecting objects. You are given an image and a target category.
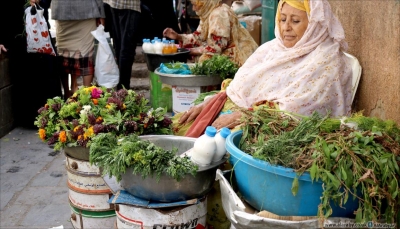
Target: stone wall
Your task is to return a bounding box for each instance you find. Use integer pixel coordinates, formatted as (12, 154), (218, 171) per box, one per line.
(0, 53), (14, 138)
(329, 0), (400, 124)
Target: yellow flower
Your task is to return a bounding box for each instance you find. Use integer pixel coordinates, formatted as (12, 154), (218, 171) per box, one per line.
(84, 127), (94, 139)
(74, 126), (80, 132)
(106, 104), (111, 109)
(122, 104), (126, 110)
(39, 129), (46, 140)
(59, 131), (67, 143)
(89, 86), (96, 92)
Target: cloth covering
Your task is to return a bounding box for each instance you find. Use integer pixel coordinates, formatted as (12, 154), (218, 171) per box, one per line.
(226, 0), (352, 117)
(185, 91), (227, 137)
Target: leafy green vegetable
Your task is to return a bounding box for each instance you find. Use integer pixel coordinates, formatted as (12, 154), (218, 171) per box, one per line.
(89, 133), (198, 182)
(238, 107), (400, 223)
(190, 55), (239, 79)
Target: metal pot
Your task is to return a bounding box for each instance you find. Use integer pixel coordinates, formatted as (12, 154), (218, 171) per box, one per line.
(64, 145), (90, 161)
(119, 135), (227, 202)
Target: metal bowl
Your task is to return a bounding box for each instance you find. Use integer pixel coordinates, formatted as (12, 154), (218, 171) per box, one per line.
(64, 145), (90, 161)
(118, 135), (227, 202)
(154, 66), (223, 87)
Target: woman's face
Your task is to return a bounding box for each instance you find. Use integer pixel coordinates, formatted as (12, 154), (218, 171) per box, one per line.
(279, 3), (309, 48)
(190, 0), (203, 12)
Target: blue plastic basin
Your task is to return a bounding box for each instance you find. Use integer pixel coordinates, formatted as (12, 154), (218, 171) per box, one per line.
(226, 130), (358, 217)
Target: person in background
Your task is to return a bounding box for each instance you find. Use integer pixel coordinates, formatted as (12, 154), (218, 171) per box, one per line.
(49, 0), (105, 98)
(163, 0), (258, 66)
(102, 0), (141, 90)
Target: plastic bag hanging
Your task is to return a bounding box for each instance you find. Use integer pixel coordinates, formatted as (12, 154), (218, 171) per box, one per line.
(91, 25), (119, 89)
(25, 4), (56, 55)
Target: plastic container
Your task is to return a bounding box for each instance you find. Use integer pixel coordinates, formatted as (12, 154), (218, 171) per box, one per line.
(149, 72), (172, 111)
(191, 126), (217, 166)
(261, 0), (278, 44)
(212, 127), (231, 162)
(226, 130), (359, 217)
(154, 39), (163, 54)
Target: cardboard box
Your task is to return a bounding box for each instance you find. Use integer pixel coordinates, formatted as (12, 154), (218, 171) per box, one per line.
(172, 85), (201, 114)
(239, 15), (262, 45)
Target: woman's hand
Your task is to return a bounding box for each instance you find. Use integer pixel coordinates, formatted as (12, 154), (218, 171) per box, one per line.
(189, 47), (203, 56)
(30, 0), (38, 6)
(178, 95), (215, 124)
(212, 111), (242, 130)
(0, 45), (7, 54)
(163, 28), (180, 41)
(179, 103), (204, 124)
(96, 18), (105, 27)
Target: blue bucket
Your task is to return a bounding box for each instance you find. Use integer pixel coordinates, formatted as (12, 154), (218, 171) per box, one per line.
(226, 130), (358, 217)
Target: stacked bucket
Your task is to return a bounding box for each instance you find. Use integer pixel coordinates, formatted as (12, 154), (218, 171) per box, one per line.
(64, 146), (116, 229)
(112, 192), (208, 229)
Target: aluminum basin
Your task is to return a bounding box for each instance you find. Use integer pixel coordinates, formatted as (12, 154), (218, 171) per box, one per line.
(119, 135), (227, 202)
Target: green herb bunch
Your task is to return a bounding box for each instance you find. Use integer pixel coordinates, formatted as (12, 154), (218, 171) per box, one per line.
(190, 55), (239, 79)
(89, 133), (198, 182)
(238, 107), (400, 223)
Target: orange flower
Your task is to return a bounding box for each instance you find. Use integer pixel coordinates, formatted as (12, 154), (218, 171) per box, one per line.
(59, 131), (67, 143)
(44, 104), (49, 109)
(78, 135), (84, 140)
(39, 129), (46, 140)
(96, 117), (103, 123)
(92, 99), (98, 105)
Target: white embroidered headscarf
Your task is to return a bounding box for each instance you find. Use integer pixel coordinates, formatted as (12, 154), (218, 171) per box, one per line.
(226, 0), (352, 117)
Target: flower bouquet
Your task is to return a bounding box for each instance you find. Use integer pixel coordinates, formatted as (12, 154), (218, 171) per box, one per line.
(34, 86), (173, 152)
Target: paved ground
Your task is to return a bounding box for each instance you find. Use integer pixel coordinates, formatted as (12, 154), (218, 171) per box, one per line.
(0, 127), (73, 229)
(0, 46), (163, 229)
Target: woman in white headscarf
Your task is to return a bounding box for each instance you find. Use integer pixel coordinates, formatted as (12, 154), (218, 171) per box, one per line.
(163, 0), (258, 66)
(173, 0), (353, 137)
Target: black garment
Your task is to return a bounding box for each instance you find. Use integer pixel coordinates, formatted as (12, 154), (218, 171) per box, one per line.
(139, 0), (181, 40)
(1, 0), (63, 129)
(109, 8), (141, 90)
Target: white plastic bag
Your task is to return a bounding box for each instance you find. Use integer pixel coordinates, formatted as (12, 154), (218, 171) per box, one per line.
(25, 5), (56, 55)
(91, 25), (119, 88)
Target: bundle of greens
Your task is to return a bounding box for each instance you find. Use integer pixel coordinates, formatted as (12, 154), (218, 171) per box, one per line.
(89, 133), (198, 182)
(190, 55), (239, 79)
(238, 107), (400, 223)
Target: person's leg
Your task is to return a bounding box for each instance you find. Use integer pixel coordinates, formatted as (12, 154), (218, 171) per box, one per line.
(70, 74), (78, 93)
(61, 73), (71, 99)
(110, 8), (121, 67)
(82, 75), (94, 87)
(113, 9), (141, 90)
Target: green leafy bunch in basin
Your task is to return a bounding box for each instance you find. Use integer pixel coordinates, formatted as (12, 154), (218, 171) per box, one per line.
(89, 133), (198, 182)
(190, 55), (239, 79)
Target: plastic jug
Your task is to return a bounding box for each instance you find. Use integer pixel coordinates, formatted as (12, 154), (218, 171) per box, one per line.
(191, 126), (217, 166)
(212, 127), (231, 162)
